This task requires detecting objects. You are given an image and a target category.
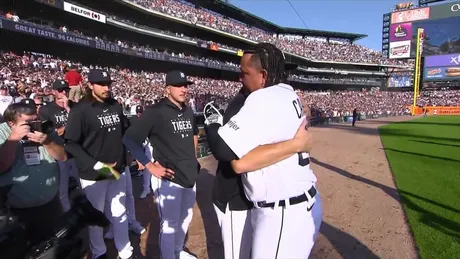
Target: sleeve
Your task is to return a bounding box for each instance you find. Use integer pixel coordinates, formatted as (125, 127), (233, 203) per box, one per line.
(205, 123), (237, 162)
(38, 106), (49, 122)
(63, 107), (84, 143)
(48, 130), (64, 145)
(192, 113), (199, 136)
(63, 107), (98, 170)
(218, 93), (266, 158)
(124, 108), (156, 146)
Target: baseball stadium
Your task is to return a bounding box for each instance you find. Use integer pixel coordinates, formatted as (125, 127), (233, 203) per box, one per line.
(0, 0), (458, 259)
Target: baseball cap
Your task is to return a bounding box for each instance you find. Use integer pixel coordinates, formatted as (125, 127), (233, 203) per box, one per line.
(165, 71), (194, 87)
(87, 69), (113, 84)
(136, 105), (144, 114)
(20, 98), (36, 108)
(52, 79), (70, 90)
(0, 85), (7, 90)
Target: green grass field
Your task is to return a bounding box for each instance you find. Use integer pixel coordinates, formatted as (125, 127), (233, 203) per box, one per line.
(379, 116), (460, 259)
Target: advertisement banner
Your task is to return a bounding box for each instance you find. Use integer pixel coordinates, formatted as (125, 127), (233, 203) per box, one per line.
(428, 1), (460, 20)
(425, 53), (460, 67)
(423, 66), (460, 80)
(389, 40), (411, 58)
(0, 18), (240, 72)
(389, 23), (412, 42)
(391, 7), (430, 24)
(63, 2), (106, 23)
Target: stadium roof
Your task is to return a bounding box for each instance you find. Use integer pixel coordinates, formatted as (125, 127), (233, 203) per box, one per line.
(183, 0), (367, 41)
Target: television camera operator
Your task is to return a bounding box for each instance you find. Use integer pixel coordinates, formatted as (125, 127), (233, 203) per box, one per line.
(0, 102), (67, 242)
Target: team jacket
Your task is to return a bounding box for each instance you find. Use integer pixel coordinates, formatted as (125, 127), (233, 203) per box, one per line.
(64, 98), (129, 180)
(205, 88), (253, 212)
(123, 98), (200, 188)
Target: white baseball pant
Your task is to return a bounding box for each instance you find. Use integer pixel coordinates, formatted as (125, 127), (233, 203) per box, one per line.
(213, 204), (252, 259)
(251, 189), (322, 259)
(154, 178), (196, 259)
(58, 158), (79, 212)
(80, 167), (133, 259)
(104, 170), (137, 224)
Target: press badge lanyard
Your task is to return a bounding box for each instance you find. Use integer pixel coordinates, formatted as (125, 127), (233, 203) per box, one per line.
(22, 142), (41, 166)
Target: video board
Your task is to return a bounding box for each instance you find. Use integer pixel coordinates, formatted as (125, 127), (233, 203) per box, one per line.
(385, 1), (460, 59)
(423, 53), (460, 81)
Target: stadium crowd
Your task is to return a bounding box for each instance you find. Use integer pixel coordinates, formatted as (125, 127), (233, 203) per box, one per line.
(128, 0), (410, 65)
(1, 51), (459, 123)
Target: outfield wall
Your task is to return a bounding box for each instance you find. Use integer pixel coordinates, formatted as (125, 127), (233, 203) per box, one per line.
(411, 106), (460, 115)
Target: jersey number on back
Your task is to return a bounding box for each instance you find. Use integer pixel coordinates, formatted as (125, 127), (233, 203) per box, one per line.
(292, 98), (310, 167)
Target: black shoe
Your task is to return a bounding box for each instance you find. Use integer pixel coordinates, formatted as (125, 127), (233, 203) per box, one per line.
(95, 254), (107, 259)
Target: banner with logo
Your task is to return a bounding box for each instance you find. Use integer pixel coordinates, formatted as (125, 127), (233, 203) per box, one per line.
(389, 23), (412, 42)
(63, 2), (106, 23)
(424, 66), (460, 81)
(391, 7), (430, 24)
(389, 40), (411, 59)
(0, 18), (241, 72)
(425, 53), (460, 67)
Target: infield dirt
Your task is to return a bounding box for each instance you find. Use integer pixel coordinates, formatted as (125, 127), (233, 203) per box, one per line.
(89, 116), (419, 259)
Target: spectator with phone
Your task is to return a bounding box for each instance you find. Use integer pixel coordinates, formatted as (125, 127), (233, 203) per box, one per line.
(0, 102), (67, 242)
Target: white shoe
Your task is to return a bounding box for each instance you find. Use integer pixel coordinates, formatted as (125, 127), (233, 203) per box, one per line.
(139, 189), (151, 199)
(104, 227), (114, 240)
(176, 250), (197, 259)
(129, 221), (146, 235)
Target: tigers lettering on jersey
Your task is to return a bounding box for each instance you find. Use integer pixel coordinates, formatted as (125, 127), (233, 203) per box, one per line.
(171, 117), (193, 139)
(54, 112), (68, 126)
(97, 112), (121, 132)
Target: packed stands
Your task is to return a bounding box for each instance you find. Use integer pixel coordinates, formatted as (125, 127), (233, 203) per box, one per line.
(126, 0), (408, 65)
(1, 51), (459, 121)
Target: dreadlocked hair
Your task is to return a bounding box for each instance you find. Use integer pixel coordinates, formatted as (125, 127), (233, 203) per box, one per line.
(249, 43), (288, 88)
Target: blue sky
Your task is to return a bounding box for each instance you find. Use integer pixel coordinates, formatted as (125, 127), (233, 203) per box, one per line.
(227, 0), (413, 51)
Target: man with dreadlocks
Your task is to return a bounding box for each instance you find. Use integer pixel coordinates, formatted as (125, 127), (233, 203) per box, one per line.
(211, 43), (322, 258)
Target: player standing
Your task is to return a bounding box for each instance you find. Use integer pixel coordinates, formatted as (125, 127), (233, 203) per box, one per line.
(123, 71), (200, 259)
(38, 79), (78, 212)
(218, 43), (322, 259)
(64, 69), (135, 259)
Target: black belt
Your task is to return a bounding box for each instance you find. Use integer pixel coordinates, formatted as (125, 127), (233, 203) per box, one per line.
(255, 186), (317, 208)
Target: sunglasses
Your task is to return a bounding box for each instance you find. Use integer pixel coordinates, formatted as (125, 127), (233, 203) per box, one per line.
(56, 88), (70, 93)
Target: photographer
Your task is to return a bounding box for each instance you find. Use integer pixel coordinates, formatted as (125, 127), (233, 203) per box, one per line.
(0, 102), (67, 242)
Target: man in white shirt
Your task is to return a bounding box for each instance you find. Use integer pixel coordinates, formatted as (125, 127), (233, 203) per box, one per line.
(218, 43), (322, 259)
(0, 85), (14, 119)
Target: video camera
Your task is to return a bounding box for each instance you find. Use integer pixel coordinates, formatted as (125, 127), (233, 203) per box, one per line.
(0, 185), (110, 259)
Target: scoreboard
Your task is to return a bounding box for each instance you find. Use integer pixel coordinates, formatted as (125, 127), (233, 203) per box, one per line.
(381, 1), (460, 60)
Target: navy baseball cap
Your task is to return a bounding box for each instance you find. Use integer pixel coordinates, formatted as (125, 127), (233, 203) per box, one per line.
(52, 79), (70, 90)
(165, 71), (194, 87)
(0, 85), (7, 90)
(20, 98), (36, 108)
(88, 69), (113, 84)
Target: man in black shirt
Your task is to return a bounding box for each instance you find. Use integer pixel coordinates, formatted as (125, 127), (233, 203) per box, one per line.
(39, 79), (78, 212)
(64, 69), (135, 259)
(123, 71), (200, 259)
